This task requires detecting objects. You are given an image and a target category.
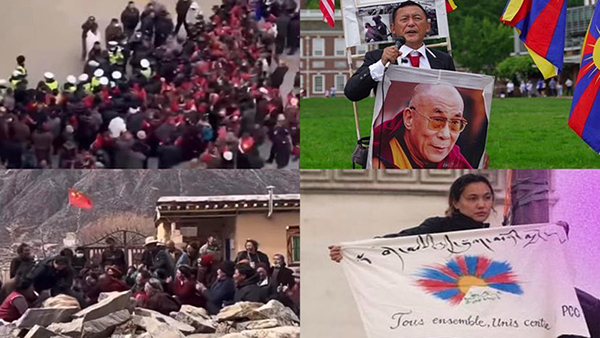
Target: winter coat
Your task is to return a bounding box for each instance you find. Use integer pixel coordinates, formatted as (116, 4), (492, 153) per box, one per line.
(27, 256), (74, 294)
(151, 248), (175, 279)
(234, 250), (270, 268)
(170, 278), (206, 308)
(257, 277), (277, 302)
(271, 265), (295, 289)
(204, 277), (235, 315)
(114, 138), (135, 169)
(105, 23), (124, 43)
(9, 256), (34, 279)
(233, 274), (264, 303)
(121, 8), (140, 29)
(382, 211), (489, 238)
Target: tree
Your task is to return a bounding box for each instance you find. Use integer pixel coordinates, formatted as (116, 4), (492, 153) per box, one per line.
(447, 0), (513, 73)
(496, 54), (538, 80)
(450, 16), (513, 74)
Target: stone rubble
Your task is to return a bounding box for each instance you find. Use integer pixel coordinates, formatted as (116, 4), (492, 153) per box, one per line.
(0, 292), (299, 338)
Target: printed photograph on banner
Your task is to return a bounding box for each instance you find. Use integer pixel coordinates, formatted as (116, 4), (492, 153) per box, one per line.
(0, 169), (300, 336)
(342, 0), (448, 48)
(357, 1), (440, 44)
(369, 67), (494, 169)
(301, 169), (600, 338)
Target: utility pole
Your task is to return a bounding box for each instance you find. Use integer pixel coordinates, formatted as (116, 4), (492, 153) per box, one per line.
(509, 170), (551, 225)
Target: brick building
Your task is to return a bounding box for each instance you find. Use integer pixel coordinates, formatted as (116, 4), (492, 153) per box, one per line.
(300, 9), (373, 98)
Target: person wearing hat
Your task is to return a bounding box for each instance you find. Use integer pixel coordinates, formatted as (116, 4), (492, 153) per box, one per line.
(108, 41), (125, 70)
(78, 74), (92, 94)
(170, 264), (206, 308)
(197, 260), (236, 315)
(144, 237), (174, 280)
(232, 263), (264, 303)
(100, 237), (126, 275)
(9, 70), (24, 88)
(91, 265), (129, 298)
(43, 73), (59, 94)
(91, 68), (104, 92)
(63, 76), (77, 93)
(139, 59), (153, 80)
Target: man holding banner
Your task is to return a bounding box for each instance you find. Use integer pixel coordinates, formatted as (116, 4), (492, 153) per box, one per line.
(344, 0), (455, 101)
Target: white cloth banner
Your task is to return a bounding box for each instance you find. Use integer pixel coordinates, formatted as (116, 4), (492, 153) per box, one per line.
(340, 223), (590, 338)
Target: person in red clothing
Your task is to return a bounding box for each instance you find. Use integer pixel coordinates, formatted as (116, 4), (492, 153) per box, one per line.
(86, 265), (128, 304)
(145, 278), (181, 315)
(99, 266), (129, 292)
(196, 254), (217, 288)
(170, 265), (206, 308)
(0, 278), (34, 323)
(372, 84), (472, 169)
(132, 270), (152, 307)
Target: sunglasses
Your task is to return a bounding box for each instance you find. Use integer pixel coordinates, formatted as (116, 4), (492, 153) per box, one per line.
(410, 107), (468, 133)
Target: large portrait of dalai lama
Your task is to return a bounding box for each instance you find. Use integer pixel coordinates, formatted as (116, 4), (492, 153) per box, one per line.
(369, 67), (494, 169)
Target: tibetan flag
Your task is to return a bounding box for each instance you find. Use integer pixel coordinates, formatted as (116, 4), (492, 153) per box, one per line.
(320, 0), (335, 28)
(340, 224), (591, 338)
(446, 0), (457, 13)
(569, 3), (600, 153)
(501, 0), (567, 79)
(69, 189), (93, 209)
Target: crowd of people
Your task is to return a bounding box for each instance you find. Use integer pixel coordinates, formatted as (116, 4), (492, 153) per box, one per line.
(502, 77), (574, 98)
(0, 236), (299, 324)
(0, 0), (300, 169)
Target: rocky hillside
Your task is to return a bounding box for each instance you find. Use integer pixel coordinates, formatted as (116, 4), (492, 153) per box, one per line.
(0, 169), (298, 256)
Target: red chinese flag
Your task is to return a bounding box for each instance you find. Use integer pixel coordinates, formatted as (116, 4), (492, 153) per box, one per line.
(69, 189), (93, 209)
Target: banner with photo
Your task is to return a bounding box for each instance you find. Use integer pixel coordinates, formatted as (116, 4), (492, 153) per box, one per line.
(341, 0), (449, 48)
(367, 67), (494, 169)
(340, 224), (591, 338)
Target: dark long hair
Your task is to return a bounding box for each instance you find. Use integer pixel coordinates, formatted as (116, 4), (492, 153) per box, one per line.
(446, 174), (495, 216)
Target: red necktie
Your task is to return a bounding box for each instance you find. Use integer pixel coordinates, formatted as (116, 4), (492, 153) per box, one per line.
(408, 52), (420, 68)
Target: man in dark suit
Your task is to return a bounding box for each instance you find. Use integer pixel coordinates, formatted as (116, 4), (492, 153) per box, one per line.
(345, 0), (455, 102)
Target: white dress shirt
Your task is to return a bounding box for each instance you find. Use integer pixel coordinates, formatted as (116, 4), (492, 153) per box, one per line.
(368, 44), (432, 82)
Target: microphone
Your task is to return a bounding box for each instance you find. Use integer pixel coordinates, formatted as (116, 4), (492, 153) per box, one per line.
(384, 36), (407, 69)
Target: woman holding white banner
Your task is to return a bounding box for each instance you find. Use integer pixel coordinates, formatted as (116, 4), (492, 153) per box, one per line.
(329, 173), (494, 262)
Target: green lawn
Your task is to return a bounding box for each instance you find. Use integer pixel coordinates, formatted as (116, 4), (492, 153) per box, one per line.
(301, 97), (600, 169)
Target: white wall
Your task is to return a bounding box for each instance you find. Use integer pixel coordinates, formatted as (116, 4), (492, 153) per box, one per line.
(551, 170), (600, 299)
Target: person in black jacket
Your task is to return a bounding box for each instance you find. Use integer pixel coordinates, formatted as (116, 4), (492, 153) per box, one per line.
(198, 260), (236, 314)
(233, 263), (264, 303)
(27, 256), (74, 296)
(121, 1), (140, 39)
(329, 173), (494, 262)
(344, 1), (455, 102)
(234, 239), (270, 269)
(175, 0), (192, 36)
(9, 243), (34, 279)
(271, 254), (295, 289)
(154, 12), (174, 47)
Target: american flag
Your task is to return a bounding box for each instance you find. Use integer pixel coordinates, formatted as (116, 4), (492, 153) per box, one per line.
(320, 0), (335, 28)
